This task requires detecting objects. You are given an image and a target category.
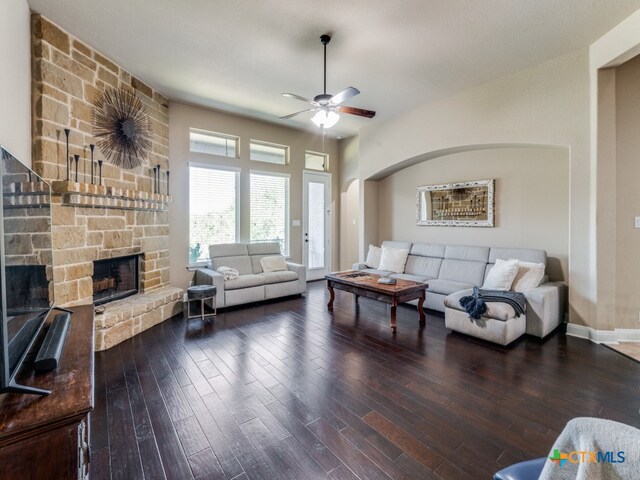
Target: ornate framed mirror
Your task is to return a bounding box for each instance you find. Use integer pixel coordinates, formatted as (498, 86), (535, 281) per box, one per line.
(417, 179), (494, 227)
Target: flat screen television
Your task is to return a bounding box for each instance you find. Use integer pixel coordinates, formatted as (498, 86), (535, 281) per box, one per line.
(0, 146), (54, 395)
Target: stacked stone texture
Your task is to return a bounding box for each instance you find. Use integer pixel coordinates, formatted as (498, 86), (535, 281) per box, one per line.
(30, 14), (181, 351)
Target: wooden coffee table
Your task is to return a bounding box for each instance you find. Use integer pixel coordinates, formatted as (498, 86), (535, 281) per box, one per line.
(325, 271), (428, 332)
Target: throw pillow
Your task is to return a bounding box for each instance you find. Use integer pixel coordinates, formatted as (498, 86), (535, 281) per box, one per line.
(378, 246), (410, 274)
(510, 260), (545, 291)
(260, 255), (287, 273)
(216, 266), (239, 281)
(482, 258), (519, 291)
(365, 244), (382, 269)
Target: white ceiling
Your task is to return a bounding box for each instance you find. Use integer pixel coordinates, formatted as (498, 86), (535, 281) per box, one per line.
(27, 0), (640, 138)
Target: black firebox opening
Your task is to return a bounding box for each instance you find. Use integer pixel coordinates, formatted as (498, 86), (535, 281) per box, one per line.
(93, 254), (140, 305)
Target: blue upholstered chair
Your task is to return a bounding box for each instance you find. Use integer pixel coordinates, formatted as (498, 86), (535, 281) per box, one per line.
(493, 457), (546, 480)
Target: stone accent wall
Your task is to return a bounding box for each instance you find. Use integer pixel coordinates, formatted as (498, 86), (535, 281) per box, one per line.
(31, 15), (169, 189)
(29, 14), (181, 350)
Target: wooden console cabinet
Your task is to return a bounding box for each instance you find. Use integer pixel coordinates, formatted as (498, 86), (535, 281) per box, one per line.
(0, 305), (94, 479)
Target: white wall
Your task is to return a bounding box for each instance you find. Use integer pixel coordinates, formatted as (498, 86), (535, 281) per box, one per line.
(169, 102), (340, 289)
(0, 0), (31, 164)
(377, 147), (569, 281)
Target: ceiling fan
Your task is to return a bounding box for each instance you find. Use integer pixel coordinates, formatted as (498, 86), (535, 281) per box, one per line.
(280, 34), (376, 129)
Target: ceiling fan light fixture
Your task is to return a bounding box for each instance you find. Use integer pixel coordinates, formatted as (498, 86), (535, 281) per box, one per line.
(311, 109), (340, 129)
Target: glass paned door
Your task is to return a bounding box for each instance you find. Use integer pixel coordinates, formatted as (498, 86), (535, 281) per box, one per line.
(303, 171), (331, 280)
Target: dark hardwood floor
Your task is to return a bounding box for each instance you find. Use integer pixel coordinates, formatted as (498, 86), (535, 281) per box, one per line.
(90, 281), (640, 479)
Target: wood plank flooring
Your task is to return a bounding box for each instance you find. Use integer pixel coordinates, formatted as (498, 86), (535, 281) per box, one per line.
(90, 281), (640, 479)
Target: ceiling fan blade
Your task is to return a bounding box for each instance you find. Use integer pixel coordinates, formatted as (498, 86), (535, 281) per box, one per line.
(338, 105), (376, 118)
(282, 93), (315, 104)
(279, 108), (316, 120)
(330, 86), (360, 106)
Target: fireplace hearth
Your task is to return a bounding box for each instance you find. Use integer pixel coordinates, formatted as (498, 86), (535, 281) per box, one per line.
(93, 255), (140, 305)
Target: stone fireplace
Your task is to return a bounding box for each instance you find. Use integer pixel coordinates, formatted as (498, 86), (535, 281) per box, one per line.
(30, 14), (182, 351)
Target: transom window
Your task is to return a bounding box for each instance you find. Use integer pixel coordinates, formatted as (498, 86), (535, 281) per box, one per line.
(305, 151), (328, 171)
(190, 128), (239, 158)
(250, 140), (289, 165)
(188, 164), (240, 265)
(250, 172), (290, 255)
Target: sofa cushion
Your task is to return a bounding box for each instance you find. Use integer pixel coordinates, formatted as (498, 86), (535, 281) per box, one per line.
(409, 243), (446, 258)
(247, 242), (281, 255)
(210, 243), (248, 258)
(211, 255), (253, 275)
(365, 245), (382, 269)
(247, 243), (282, 273)
(405, 255), (442, 278)
(381, 240), (412, 251)
(488, 247), (546, 265)
(390, 273), (430, 283)
(379, 246), (410, 273)
(444, 245), (490, 263)
(261, 270), (298, 285)
(444, 288), (518, 321)
(426, 279), (475, 296)
(224, 274), (266, 290)
(439, 259), (486, 285)
(511, 260), (545, 291)
(260, 255), (287, 272)
(482, 258), (519, 290)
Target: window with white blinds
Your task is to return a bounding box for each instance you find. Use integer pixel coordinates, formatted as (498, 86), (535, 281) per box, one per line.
(189, 165), (239, 264)
(250, 172), (290, 255)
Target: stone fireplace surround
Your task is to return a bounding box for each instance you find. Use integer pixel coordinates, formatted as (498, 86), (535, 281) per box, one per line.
(31, 14), (182, 351)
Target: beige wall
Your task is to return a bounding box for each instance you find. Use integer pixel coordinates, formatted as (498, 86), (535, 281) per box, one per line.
(169, 102), (340, 289)
(614, 54), (640, 329)
(339, 179), (359, 270)
(591, 8), (640, 336)
(0, 0), (31, 164)
(377, 147), (569, 281)
(348, 49), (593, 327)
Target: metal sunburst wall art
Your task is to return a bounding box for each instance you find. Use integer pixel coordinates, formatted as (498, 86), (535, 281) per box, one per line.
(92, 88), (152, 170)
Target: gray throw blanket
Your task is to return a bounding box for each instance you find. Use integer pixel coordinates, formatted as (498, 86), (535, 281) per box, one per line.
(539, 417), (640, 480)
(459, 286), (526, 320)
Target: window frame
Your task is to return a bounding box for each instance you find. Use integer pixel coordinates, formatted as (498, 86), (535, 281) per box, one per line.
(189, 128), (240, 159)
(188, 162), (241, 267)
(305, 150), (329, 171)
(249, 169), (291, 256)
(249, 139), (290, 165)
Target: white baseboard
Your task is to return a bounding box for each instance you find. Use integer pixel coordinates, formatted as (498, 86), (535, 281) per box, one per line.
(566, 323), (640, 344)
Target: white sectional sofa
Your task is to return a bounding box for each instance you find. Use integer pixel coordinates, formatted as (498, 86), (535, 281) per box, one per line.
(353, 241), (566, 345)
(195, 242), (306, 309)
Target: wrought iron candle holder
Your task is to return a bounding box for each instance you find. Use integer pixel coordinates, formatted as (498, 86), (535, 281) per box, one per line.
(90, 144), (95, 184)
(166, 171), (170, 195)
(98, 160), (103, 186)
(64, 128), (70, 181)
(152, 167), (157, 194)
(74, 155), (79, 182)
